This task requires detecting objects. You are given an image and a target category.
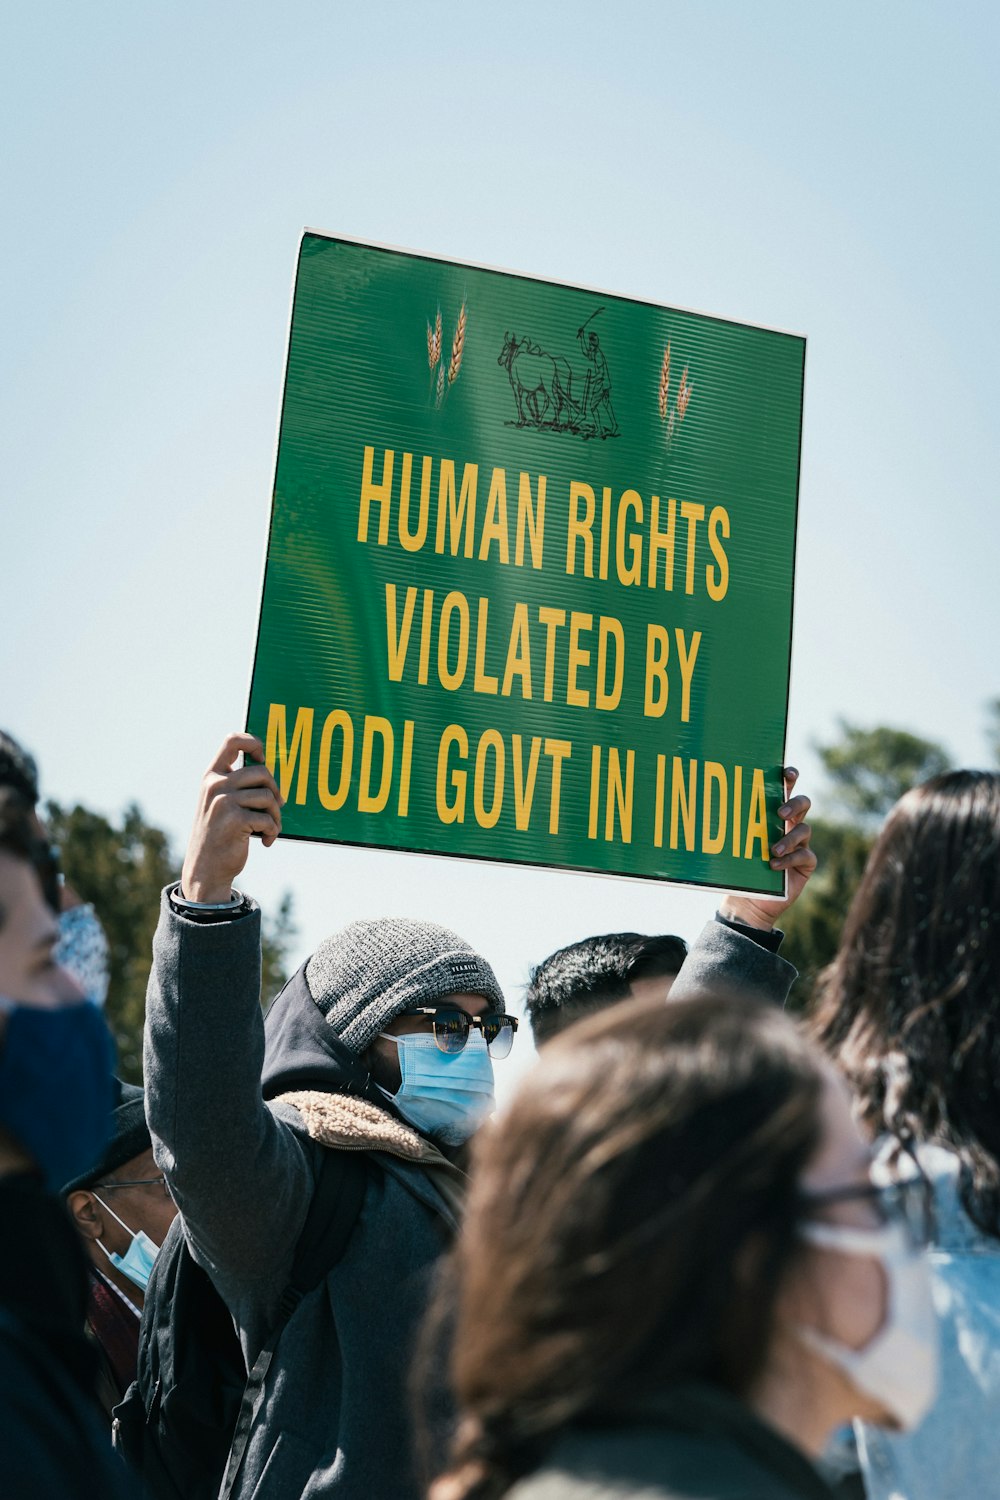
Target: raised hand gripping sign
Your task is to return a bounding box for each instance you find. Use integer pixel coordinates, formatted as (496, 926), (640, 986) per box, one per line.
(246, 233), (804, 896)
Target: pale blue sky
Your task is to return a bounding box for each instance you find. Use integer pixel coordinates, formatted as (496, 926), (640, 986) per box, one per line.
(3, 2), (997, 1096)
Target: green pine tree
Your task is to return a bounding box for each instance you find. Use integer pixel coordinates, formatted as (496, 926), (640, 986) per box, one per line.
(46, 800), (295, 1083)
(780, 721), (952, 1007)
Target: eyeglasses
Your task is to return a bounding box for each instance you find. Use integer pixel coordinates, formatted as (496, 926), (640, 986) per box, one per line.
(93, 1176), (171, 1198)
(404, 1007), (519, 1059)
(802, 1155), (935, 1250)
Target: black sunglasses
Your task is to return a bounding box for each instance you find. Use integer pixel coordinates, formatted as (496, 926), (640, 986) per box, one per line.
(405, 1006), (518, 1059)
(802, 1152), (936, 1250)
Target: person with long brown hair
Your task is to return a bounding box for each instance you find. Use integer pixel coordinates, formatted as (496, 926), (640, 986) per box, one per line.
(430, 992), (937, 1500)
(811, 769), (1000, 1500)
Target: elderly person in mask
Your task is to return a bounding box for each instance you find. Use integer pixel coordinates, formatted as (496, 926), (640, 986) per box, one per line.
(65, 1081), (178, 1418)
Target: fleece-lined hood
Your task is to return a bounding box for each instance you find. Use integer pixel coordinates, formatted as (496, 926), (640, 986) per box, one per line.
(261, 964), (469, 1220)
(261, 963), (383, 1104)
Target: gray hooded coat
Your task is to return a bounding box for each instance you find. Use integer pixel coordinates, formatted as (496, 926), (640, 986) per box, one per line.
(143, 893), (463, 1500)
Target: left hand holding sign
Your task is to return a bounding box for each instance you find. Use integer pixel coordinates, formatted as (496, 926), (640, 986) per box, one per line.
(180, 734), (284, 903)
(717, 766), (816, 932)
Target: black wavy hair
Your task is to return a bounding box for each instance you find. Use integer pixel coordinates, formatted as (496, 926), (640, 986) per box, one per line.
(812, 770), (1000, 1237)
(0, 790), (53, 929)
(0, 731), (39, 807)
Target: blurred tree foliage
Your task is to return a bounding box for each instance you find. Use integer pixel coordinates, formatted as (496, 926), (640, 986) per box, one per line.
(261, 889), (297, 1011)
(46, 801), (296, 1083)
(781, 722), (952, 1007)
(814, 721), (952, 829)
(986, 699), (1000, 769)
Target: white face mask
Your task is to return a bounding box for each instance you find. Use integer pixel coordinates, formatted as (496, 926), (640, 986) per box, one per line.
(796, 1219), (939, 1431)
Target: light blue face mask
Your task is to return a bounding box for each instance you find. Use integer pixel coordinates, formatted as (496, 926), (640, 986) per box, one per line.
(94, 1195), (160, 1294)
(378, 1029), (495, 1145)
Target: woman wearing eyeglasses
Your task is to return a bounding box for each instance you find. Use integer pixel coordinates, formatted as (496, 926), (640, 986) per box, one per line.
(429, 991), (936, 1500)
(810, 769), (1000, 1500)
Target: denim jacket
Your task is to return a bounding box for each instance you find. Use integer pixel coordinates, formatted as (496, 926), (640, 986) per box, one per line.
(855, 1141), (1000, 1500)
(673, 924), (1000, 1500)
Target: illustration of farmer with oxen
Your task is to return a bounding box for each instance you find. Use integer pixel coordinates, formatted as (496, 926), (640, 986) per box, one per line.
(497, 333), (578, 430)
(497, 308), (619, 439)
(576, 312), (619, 438)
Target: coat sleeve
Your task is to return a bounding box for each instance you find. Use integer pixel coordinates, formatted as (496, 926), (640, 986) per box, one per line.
(668, 919), (799, 1008)
(143, 890), (312, 1295)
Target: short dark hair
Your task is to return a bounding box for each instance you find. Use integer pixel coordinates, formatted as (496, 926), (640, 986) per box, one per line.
(0, 731), (39, 807)
(0, 789), (61, 924)
(525, 930), (688, 1043)
(0, 791), (38, 863)
(0, 791), (45, 931)
(629, 933), (690, 984)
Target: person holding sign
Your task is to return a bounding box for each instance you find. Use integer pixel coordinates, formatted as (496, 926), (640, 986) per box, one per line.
(526, 771), (816, 1045)
(668, 769), (818, 1009)
(141, 734), (514, 1500)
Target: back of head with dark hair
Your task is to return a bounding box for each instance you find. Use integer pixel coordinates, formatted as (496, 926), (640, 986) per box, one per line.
(525, 930), (688, 1042)
(0, 788), (61, 919)
(0, 791), (48, 930)
(628, 932), (689, 983)
(0, 731), (39, 808)
(812, 769), (1000, 1235)
(434, 991), (823, 1500)
(0, 791), (39, 865)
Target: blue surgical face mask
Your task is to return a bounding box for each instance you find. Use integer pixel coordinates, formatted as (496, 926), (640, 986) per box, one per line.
(378, 1030), (495, 1145)
(0, 998), (115, 1191)
(94, 1195), (160, 1294)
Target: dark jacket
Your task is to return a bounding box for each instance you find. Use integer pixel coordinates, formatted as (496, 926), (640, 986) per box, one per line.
(506, 928), (823, 1500)
(143, 893), (463, 1500)
(507, 1384), (835, 1500)
(85, 1265), (141, 1419)
(669, 919), (797, 1008)
(0, 1173), (136, 1500)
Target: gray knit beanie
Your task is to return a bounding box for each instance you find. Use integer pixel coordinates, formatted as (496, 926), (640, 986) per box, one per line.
(305, 918), (505, 1055)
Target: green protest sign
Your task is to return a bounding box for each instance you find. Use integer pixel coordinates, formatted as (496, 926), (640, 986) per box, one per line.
(247, 232), (804, 895)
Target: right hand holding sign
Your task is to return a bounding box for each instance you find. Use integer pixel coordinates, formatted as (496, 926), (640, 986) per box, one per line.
(180, 734), (284, 903)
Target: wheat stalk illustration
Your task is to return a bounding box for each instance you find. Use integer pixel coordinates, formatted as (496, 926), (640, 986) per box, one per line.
(435, 362), (445, 408)
(660, 350), (694, 448)
(677, 367), (693, 421)
(448, 302), (467, 385)
(658, 343), (671, 421)
(427, 309), (442, 368)
(426, 309), (443, 397)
